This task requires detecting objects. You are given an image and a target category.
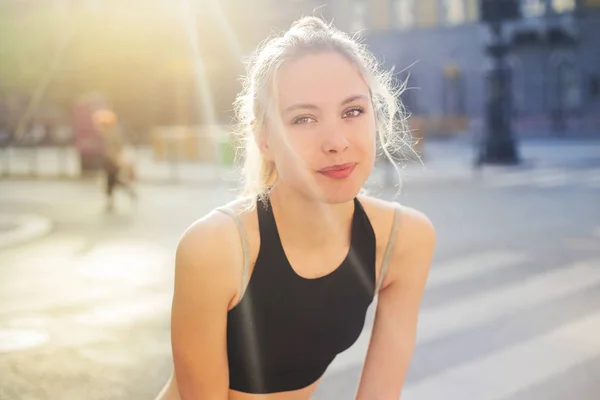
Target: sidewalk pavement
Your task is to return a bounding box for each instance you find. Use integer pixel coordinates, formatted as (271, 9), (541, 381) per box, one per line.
(1, 137), (599, 187)
(0, 213), (53, 250)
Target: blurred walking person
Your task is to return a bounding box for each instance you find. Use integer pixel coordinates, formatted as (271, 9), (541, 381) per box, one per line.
(92, 109), (137, 212)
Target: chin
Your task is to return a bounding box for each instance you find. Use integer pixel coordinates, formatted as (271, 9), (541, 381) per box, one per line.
(318, 191), (357, 204)
(314, 179), (365, 204)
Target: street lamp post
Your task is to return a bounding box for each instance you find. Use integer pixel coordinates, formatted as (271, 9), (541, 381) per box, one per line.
(477, 0), (522, 166)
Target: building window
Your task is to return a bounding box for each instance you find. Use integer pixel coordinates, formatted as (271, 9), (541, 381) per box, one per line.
(350, 0), (368, 32)
(442, 64), (466, 115)
(551, 56), (580, 110)
(521, 0), (546, 18)
(552, 0), (576, 13)
(561, 63), (580, 110)
(442, 0), (467, 25)
(549, 55), (580, 132)
(392, 0), (415, 29)
(396, 72), (419, 114)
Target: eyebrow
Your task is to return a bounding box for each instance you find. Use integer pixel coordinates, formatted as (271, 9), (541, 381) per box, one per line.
(283, 94), (369, 114)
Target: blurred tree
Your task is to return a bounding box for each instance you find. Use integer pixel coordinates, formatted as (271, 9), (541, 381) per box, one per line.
(0, 4), (178, 128)
(0, 6), (58, 93)
(0, 1), (253, 141)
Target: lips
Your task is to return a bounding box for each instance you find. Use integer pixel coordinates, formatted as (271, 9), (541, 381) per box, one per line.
(317, 163), (357, 179)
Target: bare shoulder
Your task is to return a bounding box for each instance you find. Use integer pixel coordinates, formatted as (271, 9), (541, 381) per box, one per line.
(356, 195), (398, 247)
(358, 195), (436, 288)
(358, 195), (435, 250)
(175, 199), (251, 284)
(175, 211), (235, 287)
(392, 204), (435, 257)
(174, 196), (259, 304)
(177, 195), (256, 257)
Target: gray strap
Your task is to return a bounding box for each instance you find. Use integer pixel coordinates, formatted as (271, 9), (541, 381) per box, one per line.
(376, 206), (402, 293)
(216, 207), (250, 298)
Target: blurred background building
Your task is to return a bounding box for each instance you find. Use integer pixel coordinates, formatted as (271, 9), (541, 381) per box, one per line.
(0, 0), (599, 176)
(328, 0), (600, 138)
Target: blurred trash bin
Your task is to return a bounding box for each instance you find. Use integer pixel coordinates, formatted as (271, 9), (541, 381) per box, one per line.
(219, 134), (236, 167)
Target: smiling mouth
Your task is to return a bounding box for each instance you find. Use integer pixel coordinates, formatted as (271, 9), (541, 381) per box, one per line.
(317, 163), (357, 179)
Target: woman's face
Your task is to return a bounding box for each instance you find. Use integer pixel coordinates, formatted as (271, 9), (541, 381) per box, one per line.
(263, 51), (377, 204)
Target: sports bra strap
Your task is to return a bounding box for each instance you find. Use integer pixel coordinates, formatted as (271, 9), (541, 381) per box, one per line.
(376, 205), (402, 293)
(216, 207), (251, 298)
(217, 204), (401, 297)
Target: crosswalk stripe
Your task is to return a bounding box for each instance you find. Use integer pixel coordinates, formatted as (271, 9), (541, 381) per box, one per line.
(486, 170), (544, 188)
(583, 169), (600, 188)
(488, 169), (568, 188)
(326, 257), (600, 374)
(534, 170), (569, 187)
(418, 259), (600, 343)
(326, 251), (526, 374)
(427, 250), (529, 288)
(485, 168), (600, 189)
(403, 310), (600, 400)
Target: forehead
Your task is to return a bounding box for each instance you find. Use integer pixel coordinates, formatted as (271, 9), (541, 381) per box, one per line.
(275, 52), (369, 108)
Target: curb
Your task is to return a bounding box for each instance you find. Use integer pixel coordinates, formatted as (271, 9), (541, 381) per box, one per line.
(0, 213), (53, 250)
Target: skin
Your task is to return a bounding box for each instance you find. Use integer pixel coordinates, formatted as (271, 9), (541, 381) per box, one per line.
(158, 52), (435, 400)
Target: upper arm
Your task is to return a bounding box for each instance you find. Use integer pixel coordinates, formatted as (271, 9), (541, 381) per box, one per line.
(357, 206), (436, 399)
(378, 206), (435, 327)
(170, 214), (238, 400)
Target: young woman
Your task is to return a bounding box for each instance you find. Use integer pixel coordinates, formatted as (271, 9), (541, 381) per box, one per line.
(156, 16), (435, 400)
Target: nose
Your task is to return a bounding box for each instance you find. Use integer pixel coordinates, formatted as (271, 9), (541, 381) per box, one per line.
(321, 126), (349, 154)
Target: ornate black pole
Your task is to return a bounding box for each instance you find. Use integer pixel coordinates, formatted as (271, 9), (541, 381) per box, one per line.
(477, 0), (521, 165)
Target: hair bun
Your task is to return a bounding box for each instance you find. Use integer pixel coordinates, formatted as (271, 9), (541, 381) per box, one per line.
(290, 16), (330, 33)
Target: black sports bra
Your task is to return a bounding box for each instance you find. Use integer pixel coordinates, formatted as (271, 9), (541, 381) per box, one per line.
(216, 197), (401, 394)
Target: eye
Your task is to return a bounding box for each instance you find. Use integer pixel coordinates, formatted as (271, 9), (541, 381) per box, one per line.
(343, 107), (365, 119)
(291, 116), (316, 125)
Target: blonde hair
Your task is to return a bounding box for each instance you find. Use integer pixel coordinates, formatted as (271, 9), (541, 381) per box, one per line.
(232, 16), (415, 201)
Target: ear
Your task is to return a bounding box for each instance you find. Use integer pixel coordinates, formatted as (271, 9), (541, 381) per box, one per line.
(254, 121), (275, 162)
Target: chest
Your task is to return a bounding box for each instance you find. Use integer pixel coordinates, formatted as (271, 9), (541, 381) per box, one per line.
(227, 252), (376, 363)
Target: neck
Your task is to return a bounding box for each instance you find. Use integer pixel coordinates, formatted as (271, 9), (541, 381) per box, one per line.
(268, 183), (355, 251)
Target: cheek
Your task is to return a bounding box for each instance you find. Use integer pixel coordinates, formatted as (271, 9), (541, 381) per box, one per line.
(349, 120), (377, 155)
(273, 128), (314, 158)
(270, 130), (315, 177)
